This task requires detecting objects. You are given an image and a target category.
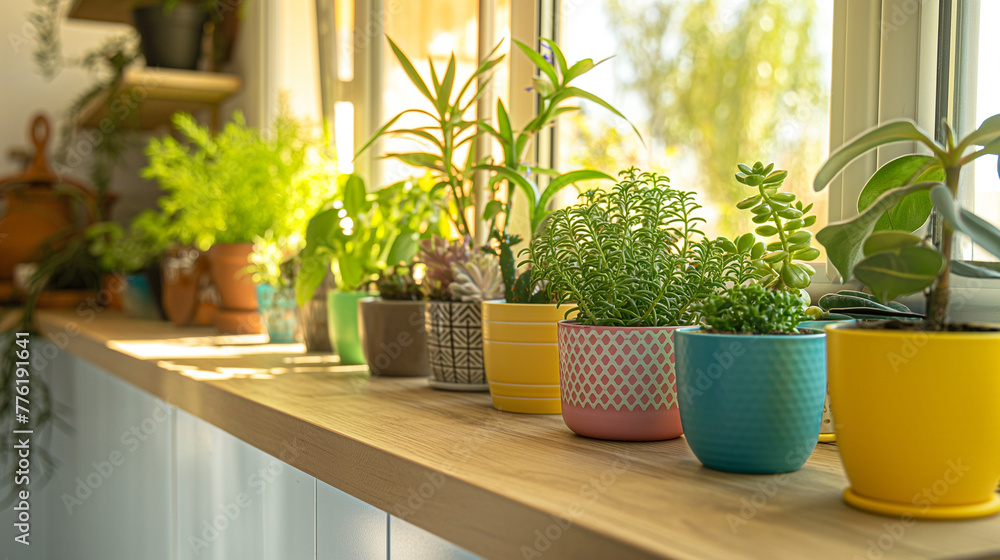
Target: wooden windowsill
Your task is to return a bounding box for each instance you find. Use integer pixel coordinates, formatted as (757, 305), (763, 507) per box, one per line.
(36, 310), (1000, 560)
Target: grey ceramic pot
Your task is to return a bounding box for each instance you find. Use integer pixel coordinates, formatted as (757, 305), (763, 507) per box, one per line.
(358, 298), (430, 377)
(425, 300), (488, 391)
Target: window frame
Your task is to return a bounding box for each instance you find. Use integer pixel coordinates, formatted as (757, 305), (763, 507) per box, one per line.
(318, 0), (1000, 321)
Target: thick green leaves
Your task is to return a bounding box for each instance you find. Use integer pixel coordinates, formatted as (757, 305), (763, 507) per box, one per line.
(737, 195), (761, 209)
(816, 181), (940, 281)
(951, 260), (1000, 279)
(858, 155), (941, 232)
(814, 120), (943, 192)
(781, 262), (810, 289)
(853, 246), (944, 302)
(929, 184), (1000, 260)
(960, 113), (1000, 150)
(862, 231), (923, 256)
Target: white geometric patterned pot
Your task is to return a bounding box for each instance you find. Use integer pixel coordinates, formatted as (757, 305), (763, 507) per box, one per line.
(425, 301), (488, 391)
(558, 321), (685, 441)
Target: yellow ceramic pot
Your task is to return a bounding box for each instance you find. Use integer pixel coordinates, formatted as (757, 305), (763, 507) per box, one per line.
(827, 323), (1000, 519)
(482, 301), (575, 414)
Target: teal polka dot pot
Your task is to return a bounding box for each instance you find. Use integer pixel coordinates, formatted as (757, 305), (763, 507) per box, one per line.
(675, 327), (827, 474)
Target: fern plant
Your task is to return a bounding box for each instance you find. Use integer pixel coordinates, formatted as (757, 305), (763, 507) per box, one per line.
(528, 168), (762, 326)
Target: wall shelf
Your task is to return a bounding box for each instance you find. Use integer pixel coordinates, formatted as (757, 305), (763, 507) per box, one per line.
(67, 0), (133, 24)
(75, 67), (242, 130)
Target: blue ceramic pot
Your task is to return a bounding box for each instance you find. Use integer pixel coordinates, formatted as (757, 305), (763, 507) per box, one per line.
(675, 328), (827, 474)
(256, 284), (300, 343)
(122, 273), (163, 320)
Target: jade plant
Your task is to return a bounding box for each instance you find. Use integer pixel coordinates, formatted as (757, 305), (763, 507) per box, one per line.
(698, 284), (808, 334)
(813, 113), (1000, 326)
(734, 161), (819, 293)
(528, 168), (761, 326)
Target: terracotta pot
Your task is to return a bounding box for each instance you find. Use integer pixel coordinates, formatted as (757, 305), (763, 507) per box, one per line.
(206, 243), (257, 311)
(161, 246), (216, 327)
(425, 300), (488, 391)
(359, 298), (430, 377)
(100, 273), (126, 310)
(558, 321), (686, 441)
(0, 187), (74, 280)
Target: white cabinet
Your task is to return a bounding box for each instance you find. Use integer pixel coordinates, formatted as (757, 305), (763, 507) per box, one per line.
(317, 480), (388, 560)
(390, 516), (481, 560)
(1, 348), (481, 560)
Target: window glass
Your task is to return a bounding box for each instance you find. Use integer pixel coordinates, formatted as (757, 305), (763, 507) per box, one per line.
(557, 0), (833, 244)
(381, 0), (511, 184)
(970, 0), (1000, 261)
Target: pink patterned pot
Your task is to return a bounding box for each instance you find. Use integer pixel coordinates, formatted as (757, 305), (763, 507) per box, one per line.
(558, 321), (685, 441)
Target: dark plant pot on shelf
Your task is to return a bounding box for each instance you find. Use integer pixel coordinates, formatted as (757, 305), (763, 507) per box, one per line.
(425, 301), (488, 391)
(133, 4), (207, 70)
(675, 328), (827, 474)
(301, 289), (332, 353)
(358, 298), (430, 377)
(558, 321), (685, 441)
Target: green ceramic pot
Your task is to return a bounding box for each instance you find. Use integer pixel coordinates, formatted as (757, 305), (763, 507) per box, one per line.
(327, 291), (369, 365)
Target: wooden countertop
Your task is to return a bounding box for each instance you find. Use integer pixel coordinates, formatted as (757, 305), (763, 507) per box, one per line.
(37, 310), (1000, 560)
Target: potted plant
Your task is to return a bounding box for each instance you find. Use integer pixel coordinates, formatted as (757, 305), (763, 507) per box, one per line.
(674, 284), (825, 473)
(529, 168), (759, 440)
(812, 114), (1000, 519)
(86, 209), (172, 320)
(296, 176), (444, 365)
(358, 262), (430, 377)
(419, 236), (504, 390)
(144, 109), (337, 334)
(246, 232), (300, 343)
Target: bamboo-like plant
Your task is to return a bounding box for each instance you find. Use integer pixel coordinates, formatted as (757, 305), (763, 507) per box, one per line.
(813, 114), (1000, 326)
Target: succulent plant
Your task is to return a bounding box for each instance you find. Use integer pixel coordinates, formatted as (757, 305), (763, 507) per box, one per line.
(418, 236), (470, 301)
(376, 262), (423, 301)
(734, 161), (819, 294)
(449, 251), (505, 302)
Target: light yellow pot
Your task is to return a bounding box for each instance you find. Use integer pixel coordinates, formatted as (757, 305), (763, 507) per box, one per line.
(827, 323), (1000, 519)
(482, 301), (575, 414)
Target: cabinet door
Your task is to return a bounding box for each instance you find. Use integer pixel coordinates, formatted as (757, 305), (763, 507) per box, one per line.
(262, 460), (315, 560)
(175, 408), (266, 560)
(389, 516), (481, 560)
(41, 350), (174, 560)
(316, 480), (388, 560)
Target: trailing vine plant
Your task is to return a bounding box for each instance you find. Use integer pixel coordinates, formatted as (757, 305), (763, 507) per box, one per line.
(528, 168), (762, 326)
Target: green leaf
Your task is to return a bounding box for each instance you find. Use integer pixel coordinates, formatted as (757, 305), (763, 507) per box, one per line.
(816, 181), (939, 281)
(858, 155), (941, 232)
(763, 250), (787, 263)
(930, 184), (1000, 261)
(736, 233), (754, 253)
(787, 231), (811, 244)
(793, 247), (821, 261)
(387, 37), (435, 106)
(563, 58), (597, 83)
(782, 262), (810, 289)
(763, 170), (788, 184)
(770, 192), (795, 202)
(482, 199), (504, 222)
(951, 260), (1000, 279)
(750, 242), (765, 260)
(814, 120), (943, 192)
(960, 113), (1000, 150)
(386, 228), (419, 265)
(862, 231), (923, 256)
(513, 39), (559, 89)
(736, 195), (762, 209)
(440, 54), (457, 107)
(756, 225), (779, 236)
(533, 76), (556, 97)
(343, 174), (367, 219)
(782, 219), (804, 231)
(853, 246), (944, 302)
(550, 86), (643, 143)
(540, 37), (569, 76)
(386, 152), (444, 171)
(535, 169), (613, 234)
(355, 108), (440, 160)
